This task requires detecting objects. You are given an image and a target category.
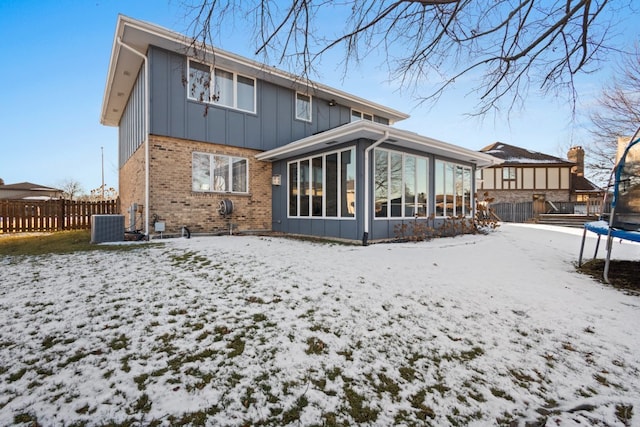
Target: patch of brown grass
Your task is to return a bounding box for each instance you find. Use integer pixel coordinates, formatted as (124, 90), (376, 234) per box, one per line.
(577, 259), (640, 295)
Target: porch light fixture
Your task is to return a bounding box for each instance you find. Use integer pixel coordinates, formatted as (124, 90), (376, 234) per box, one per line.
(272, 175), (282, 186)
(328, 99), (336, 106)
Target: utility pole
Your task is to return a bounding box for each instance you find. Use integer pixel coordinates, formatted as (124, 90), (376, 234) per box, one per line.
(101, 146), (105, 200)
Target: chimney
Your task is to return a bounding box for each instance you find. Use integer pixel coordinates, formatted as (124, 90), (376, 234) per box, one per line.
(567, 146), (584, 176)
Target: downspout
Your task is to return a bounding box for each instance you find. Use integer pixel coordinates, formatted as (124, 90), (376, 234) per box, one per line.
(362, 130), (389, 246)
(116, 37), (150, 237)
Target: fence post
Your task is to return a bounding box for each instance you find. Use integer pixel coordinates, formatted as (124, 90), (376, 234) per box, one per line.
(59, 199), (65, 231)
(1, 200), (6, 233)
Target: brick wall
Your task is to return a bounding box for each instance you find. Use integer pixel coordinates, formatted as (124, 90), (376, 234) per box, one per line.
(145, 135), (272, 235)
(119, 144), (146, 230)
(487, 189), (571, 204)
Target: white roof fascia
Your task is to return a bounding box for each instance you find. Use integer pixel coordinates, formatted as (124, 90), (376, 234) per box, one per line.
(255, 121), (378, 161)
(256, 121), (503, 168)
(101, 15), (409, 127)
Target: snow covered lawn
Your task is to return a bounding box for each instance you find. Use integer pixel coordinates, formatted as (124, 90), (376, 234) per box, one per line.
(1, 224), (639, 426)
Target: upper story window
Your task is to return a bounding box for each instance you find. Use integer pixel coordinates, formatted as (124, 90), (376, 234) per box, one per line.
(502, 167), (516, 181)
(351, 110), (374, 122)
(188, 59), (256, 113)
(296, 93), (312, 122)
(192, 152), (248, 193)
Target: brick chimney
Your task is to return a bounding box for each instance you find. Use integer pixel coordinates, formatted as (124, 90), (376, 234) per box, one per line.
(567, 146), (584, 176)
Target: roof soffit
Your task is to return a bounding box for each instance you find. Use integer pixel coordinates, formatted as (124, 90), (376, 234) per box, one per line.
(101, 15), (409, 127)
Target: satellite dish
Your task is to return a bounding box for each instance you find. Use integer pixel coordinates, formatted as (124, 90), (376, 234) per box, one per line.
(219, 199), (233, 216)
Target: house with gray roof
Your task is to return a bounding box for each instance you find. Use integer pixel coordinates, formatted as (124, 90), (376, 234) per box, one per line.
(0, 182), (62, 200)
(477, 143), (602, 216)
(101, 15), (502, 242)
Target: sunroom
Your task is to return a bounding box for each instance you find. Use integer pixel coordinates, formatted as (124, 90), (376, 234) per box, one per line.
(256, 121), (502, 243)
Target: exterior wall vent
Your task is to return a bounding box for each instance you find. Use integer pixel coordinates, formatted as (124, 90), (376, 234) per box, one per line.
(91, 214), (125, 243)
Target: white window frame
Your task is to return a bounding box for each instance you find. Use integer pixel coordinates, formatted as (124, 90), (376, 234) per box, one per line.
(192, 152), (249, 194)
(287, 147), (356, 219)
(351, 109), (375, 122)
(434, 159), (473, 218)
(374, 148), (430, 219)
(295, 92), (312, 122)
(187, 59), (256, 114)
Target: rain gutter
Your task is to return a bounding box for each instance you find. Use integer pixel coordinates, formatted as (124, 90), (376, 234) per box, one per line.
(116, 36), (150, 237)
(362, 130), (389, 246)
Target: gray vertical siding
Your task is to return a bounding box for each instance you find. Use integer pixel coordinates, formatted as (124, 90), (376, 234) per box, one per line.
(270, 140), (367, 241)
(147, 46), (352, 150)
(118, 68), (146, 167)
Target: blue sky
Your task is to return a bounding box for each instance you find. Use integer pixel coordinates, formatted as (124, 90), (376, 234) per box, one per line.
(0, 1), (637, 192)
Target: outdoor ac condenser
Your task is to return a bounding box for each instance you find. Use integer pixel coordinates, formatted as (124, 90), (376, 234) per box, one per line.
(91, 214), (125, 243)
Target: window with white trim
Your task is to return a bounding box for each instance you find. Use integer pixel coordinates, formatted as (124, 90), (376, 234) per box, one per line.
(187, 59), (256, 113)
(288, 148), (355, 218)
(434, 160), (472, 217)
(374, 149), (429, 218)
(351, 110), (374, 122)
(296, 93), (312, 122)
(192, 152), (248, 193)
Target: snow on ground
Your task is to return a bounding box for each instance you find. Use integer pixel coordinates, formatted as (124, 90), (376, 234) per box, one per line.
(1, 224), (639, 426)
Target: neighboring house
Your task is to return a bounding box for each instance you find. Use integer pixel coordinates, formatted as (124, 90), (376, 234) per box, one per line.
(100, 16), (501, 242)
(477, 143), (602, 213)
(0, 182), (62, 200)
(617, 136), (640, 165)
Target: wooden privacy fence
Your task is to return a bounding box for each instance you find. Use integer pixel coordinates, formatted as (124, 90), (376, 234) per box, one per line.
(490, 202), (534, 223)
(490, 200), (611, 223)
(0, 199), (120, 233)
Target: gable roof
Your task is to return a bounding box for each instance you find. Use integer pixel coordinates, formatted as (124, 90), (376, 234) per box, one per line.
(0, 182), (61, 192)
(256, 120), (503, 168)
(0, 182), (62, 200)
(101, 15), (410, 127)
(480, 142), (573, 166)
(571, 175), (603, 193)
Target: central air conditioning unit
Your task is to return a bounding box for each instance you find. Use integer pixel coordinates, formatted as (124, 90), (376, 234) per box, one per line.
(91, 214), (125, 243)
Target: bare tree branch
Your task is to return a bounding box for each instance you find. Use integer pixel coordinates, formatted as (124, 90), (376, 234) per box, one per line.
(180, 0), (632, 115)
(586, 44), (640, 183)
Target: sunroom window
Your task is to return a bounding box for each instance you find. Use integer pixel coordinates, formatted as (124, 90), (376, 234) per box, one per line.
(374, 149), (429, 218)
(434, 160), (472, 217)
(188, 59), (256, 113)
(288, 148), (355, 218)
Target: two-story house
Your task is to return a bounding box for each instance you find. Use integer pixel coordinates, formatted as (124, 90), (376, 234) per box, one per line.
(101, 16), (501, 242)
(477, 142), (602, 215)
